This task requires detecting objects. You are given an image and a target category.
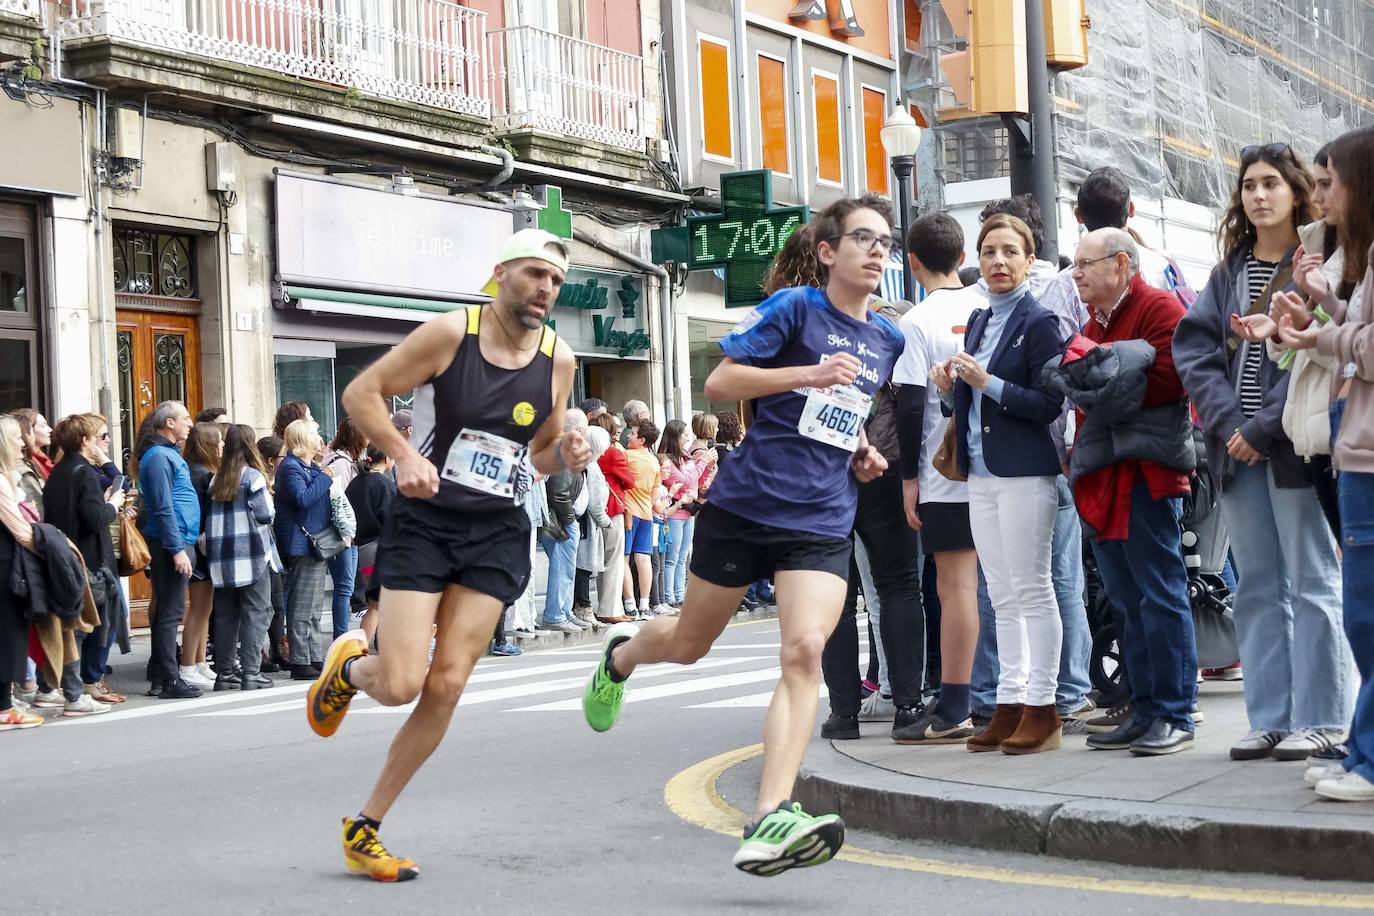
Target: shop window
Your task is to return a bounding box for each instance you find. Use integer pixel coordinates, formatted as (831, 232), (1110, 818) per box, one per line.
(0, 204), (41, 415)
(700, 35), (734, 161)
(757, 53), (790, 176)
(112, 227), (198, 300)
(862, 85), (889, 195)
(688, 318), (741, 416)
(813, 71), (843, 185)
(275, 354), (337, 436)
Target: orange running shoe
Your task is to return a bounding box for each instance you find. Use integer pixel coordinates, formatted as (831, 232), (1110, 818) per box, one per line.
(0, 707), (44, 731)
(342, 817), (419, 882)
(307, 628), (367, 738)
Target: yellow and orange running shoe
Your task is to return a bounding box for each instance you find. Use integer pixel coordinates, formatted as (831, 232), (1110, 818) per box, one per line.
(307, 628), (368, 738)
(342, 817), (419, 882)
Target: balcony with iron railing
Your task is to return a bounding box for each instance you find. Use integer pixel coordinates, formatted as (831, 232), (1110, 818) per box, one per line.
(57, 0), (490, 117)
(0, 0), (44, 61)
(487, 24), (645, 152)
(1, 0), (42, 20)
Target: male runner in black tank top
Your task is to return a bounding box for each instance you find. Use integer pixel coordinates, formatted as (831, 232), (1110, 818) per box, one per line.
(304, 229), (591, 882)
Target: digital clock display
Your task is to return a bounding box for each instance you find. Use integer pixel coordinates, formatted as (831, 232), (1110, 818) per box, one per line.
(687, 212), (805, 267)
(670, 170), (812, 308)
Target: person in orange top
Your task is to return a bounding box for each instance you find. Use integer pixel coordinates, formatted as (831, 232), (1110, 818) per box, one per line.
(621, 417), (662, 618)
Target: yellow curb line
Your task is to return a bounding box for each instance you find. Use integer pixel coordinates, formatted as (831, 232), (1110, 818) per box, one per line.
(664, 744), (1374, 909)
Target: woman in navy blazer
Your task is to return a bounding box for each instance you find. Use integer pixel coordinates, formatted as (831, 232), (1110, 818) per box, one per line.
(931, 214), (1066, 755)
(274, 419), (335, 677)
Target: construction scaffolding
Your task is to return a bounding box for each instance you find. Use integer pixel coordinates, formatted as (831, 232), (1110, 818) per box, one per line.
(1055, 0), (1374, 207)
(914, 0), (1374, 211)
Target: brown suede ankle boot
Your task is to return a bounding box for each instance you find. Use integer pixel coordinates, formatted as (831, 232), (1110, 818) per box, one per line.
(966, 703), (1024, 753)
(1000, 704), (1062, 755)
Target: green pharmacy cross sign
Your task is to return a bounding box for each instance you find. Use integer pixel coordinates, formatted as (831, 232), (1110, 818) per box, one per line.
(654, 170), (808, 309)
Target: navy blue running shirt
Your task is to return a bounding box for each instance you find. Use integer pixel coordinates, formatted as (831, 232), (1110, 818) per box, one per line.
(707, 286), (904, 539)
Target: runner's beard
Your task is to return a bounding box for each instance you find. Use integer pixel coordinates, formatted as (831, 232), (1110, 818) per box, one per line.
(510, 298), (549, 330)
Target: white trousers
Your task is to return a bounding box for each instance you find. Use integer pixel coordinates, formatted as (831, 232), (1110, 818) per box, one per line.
(505, 526), (540, 633)
(968, 473), (1061, 706)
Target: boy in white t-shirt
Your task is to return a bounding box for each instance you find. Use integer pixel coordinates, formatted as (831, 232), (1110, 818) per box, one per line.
(891, 212), (987, 743)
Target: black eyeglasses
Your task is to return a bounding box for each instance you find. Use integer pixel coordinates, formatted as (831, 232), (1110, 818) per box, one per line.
(99, 431), (111, 440)
(830, 229), (896, 254)
(1239, 143), (1295, 163)
(1070, 254), (1116, 273)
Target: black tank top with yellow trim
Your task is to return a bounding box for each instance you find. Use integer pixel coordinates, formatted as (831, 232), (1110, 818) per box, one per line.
(410, 305), (556, 513)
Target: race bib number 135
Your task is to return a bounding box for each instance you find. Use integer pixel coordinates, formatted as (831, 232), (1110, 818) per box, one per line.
(441, 428), (525, 500)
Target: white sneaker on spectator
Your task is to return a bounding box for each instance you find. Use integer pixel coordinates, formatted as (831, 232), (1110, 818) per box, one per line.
(1314, 770), (1374, 802)
(1305, 763), (1347, 786)
(63, 694), (111, 717)
(31, 689), (64, 708)
(180, 665), (213, 688)
(652, 604), (673, 617)
(859, 692), (896, 722)
(1274, 727), (1344, 761)
(196, 663), (216, 682)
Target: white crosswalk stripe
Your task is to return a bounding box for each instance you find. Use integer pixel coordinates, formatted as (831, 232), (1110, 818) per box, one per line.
(83, 633), (871, 725)
(189, 654), (773, 718)
(510, 667), (784, 712)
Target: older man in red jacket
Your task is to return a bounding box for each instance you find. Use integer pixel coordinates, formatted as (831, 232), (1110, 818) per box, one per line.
(1070, 228), (1198, 757)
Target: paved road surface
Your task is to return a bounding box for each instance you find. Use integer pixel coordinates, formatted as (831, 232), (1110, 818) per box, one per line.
(8, 616), (1374, 914)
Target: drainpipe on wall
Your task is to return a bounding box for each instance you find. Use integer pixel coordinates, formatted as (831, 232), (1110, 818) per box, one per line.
(571, 229), (676, 422)
(471, 144), (515, 192)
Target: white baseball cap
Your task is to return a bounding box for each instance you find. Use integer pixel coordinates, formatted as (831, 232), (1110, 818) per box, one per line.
(481, 229), (570, 297)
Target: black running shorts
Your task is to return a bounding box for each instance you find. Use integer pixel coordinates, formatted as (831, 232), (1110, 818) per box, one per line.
(378, 496), (532, 605)
(688, 503), (852, 588)
(917, 501), (975, 554)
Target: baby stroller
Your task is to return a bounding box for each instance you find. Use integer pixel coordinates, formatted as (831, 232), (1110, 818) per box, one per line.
(1086, 440), (1240, 708)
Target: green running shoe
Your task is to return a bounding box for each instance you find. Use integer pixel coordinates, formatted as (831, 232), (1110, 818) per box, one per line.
(731, 802), (845, 876)
(583, 622), (638, 733)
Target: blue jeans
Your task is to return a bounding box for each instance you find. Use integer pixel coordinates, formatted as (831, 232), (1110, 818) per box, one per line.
(1221, 462), (1350, 732)
(1338, 470), (1374, 783)
(328, 546), (357, 640)
(1090, 483), (1197, 730)
(971, 477), (1091, 715)
(540, 523), (580, 624)
(664, 516), (695, 604)
(1052, 477), (1091, 710)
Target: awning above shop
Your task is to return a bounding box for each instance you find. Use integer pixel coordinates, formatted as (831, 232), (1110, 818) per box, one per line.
(284, 285), (481, 323)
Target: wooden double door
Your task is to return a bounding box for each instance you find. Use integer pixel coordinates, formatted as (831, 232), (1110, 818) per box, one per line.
(116, 308), (202, 624)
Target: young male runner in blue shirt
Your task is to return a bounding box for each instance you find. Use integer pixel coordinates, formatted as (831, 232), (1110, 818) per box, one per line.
(583, 197), (904, 875)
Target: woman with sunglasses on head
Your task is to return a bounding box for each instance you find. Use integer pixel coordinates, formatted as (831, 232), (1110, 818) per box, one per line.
(1175, 142), (1351, 764)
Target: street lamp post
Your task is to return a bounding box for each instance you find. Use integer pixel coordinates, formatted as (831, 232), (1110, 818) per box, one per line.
(880, 107), (922, 304)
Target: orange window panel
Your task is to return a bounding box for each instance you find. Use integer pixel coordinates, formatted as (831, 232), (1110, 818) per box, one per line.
(700, 39), (733, 159)
(862, 87), (889, 194)
(814, 73), (842, 184)
(757, 56), (789, 175)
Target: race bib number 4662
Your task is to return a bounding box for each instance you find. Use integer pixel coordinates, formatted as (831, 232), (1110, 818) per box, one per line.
(798, 385), (870, 453)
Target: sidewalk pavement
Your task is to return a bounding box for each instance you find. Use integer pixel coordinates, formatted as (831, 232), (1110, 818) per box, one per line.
(796, 680), (1374, 883)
